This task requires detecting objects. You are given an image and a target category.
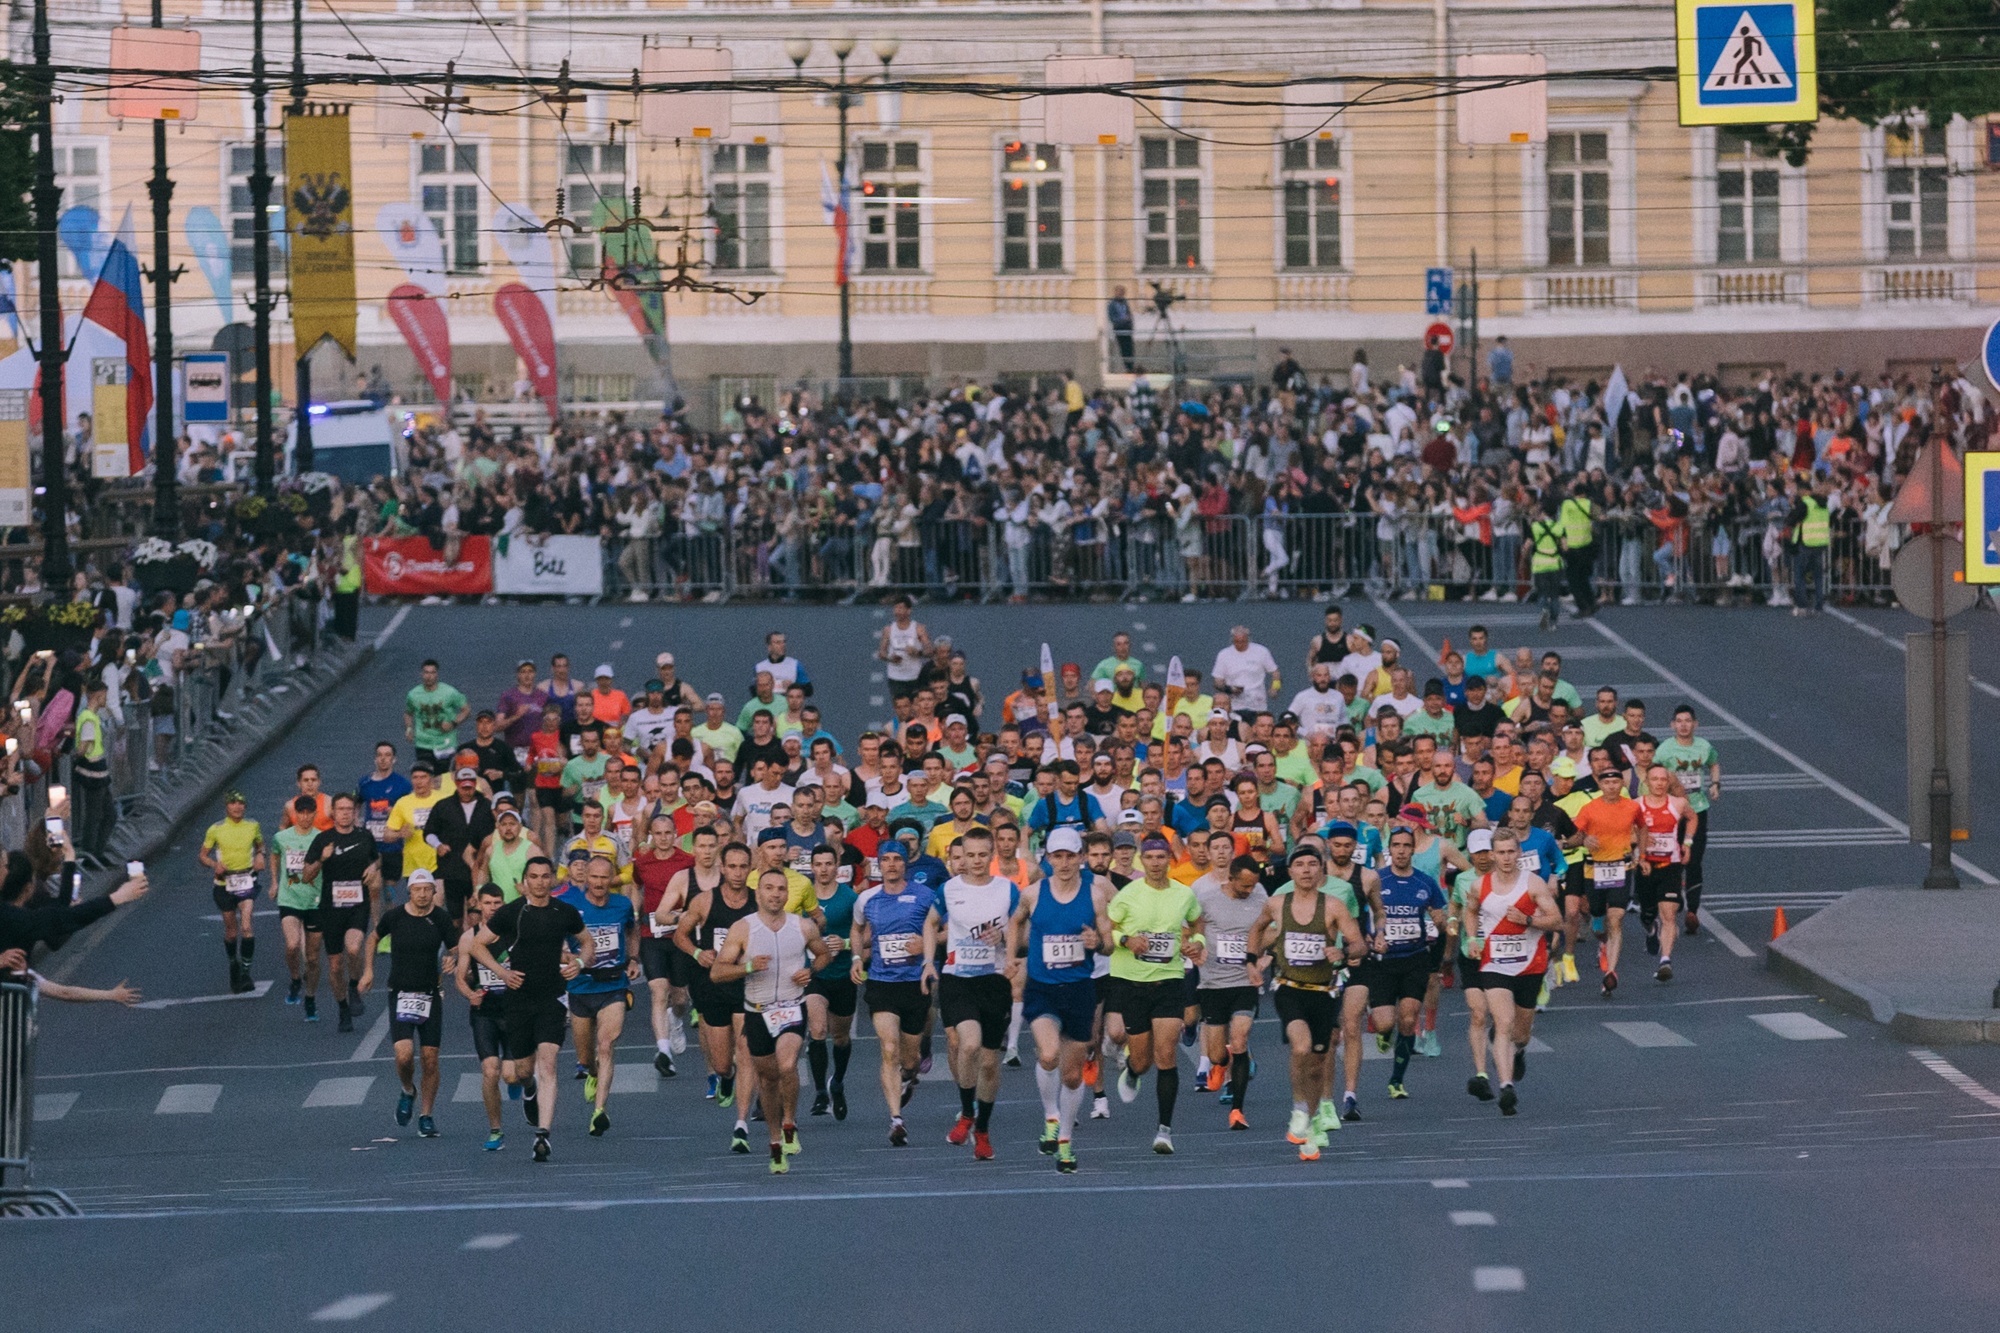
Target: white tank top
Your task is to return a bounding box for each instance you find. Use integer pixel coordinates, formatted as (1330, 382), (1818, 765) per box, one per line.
(885, 622), (923, 682)
(1476, 872), (1548, 977)
(941, 876), (1015, 978)
(744, 913), (808, 1007)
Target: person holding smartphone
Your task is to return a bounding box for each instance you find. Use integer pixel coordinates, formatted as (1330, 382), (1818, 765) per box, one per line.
(199, 791), (267, 994)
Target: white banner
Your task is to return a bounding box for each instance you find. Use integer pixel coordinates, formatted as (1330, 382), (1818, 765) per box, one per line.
(492, 534), (603, 597)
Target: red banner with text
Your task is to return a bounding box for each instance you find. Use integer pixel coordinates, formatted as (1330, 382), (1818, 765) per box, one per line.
(386, 283), (453, 407)
(493, 282), (559, 423)
(362, 535), (493, 596)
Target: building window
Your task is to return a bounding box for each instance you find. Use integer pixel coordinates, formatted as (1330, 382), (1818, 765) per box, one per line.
(1140, 135), (1202, 270)
(1715, 129), (1781, 264)
(1000, 140), (1063, 272)
(419, 142), (481, 273)
(225, 143), (286, 281)
(562, 142), (627, 276)
(708, 143), (772, 273)
(859, 139), (922, 272)
(1280, 138), (1341, 270)
(1883, 121), (1948, 258)
(53, 144), (109, 278)
(1545, 130), (1609, 267)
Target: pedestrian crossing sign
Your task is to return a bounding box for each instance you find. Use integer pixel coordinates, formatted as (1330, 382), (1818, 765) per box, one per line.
(1676, 0), (1817, 126)
(1965, 452), (2000, 585)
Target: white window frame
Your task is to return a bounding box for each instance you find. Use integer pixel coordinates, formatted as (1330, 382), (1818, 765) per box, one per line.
(1271, 132), (1352, 272)
(413, 139), (487, 274)
(993, 135), (1070, 275)
(1690, 126), (1805, 266)
(1134, 132), (1210, 274)
(856, 134), (929, 275)
(220, 140), (288, 290)
(1519, 117), (1634, 269)
(1860, 114), (1977, 262)
(560, 139), (632, 278)
(52, 139), (110, 279)
(705, 140), (780, 275)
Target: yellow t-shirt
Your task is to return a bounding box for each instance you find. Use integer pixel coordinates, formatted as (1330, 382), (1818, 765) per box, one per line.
(780, 870), (817, 916)
(386, 790), (447, 875)
(202, 817), (262, 873)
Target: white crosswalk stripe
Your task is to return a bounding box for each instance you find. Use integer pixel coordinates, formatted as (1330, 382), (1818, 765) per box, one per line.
(1604, 1021), (1694, 1048)
(310, 1294), (394, 1322)
(1718, 772), (1829, 791)
(452, 1072), (486, 1104)
(34, 1092), (77, 1122)
(1708, 829), (1904, 848)
(304, 1076), (376, 1108)
(156, 1083), (222, 1115)
(1750, 1012), (1845, 1041)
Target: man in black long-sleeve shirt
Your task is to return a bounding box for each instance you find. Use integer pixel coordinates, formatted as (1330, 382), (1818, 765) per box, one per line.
(0, 872), (150, 967)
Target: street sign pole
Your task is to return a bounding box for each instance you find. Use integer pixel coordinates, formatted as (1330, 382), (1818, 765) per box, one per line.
(1924, 436), (1959, 889)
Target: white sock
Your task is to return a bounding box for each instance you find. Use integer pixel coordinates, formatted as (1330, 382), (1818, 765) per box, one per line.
(1195, 1054), (1211, 1078)
(1005, 1000), (1024, 1054)
(1058, 1080), (1086, 1141)
(657, 1038), (671, 1054)
(1035, 1063), (1061, 1121)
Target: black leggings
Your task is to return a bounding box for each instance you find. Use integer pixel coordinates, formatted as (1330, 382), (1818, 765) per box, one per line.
(1684, 808), (1709, 911)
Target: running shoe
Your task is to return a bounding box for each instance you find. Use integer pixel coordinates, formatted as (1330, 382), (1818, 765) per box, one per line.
(1205, 1065), (1227, 1093)
(573, 1061), (587, 1081)
(705, 1073), (719, 1101)
(522, 1095), (539, 1128)
(769, 1151), (789, 1176)
(1288, 1109), (1311, 1144)
(286, 979), (301, 1005)
(1467, 1072), (1495, 1101)
(1151, 1126), (1174, 1155)
(336, 1004), (353, 1034)
(1227, 1109), (1249, 1131)
(782, 1124), (801, 1156)
(303, 997), (318, 1023)
(532, 1133), (551, 1163)
(1537, 979), (1553, 1010)
(1596, 943), (1609, 971)
(583, 1073), (598, 1104)
(1387, 1082), (1408, 1099)
(1004, 1053), (1022, 1069)
(654, 1051), (676, 1078)
(947, 1115), (974, 1146)
(1375, 1031), (1392, 1055)
(830, 1081), (848, 1121)
(730, 1125), (750, 1154)
(1298, 1138), (1321, 1162)
(718, 1083), (736, 1110)
(918, 1054), (934, 1076)
(1684, 911), (1700, 936)
(1312, 1100), (1339, 1134)
(899, 1072), (918, 1109)
(1081, 1054), (1100, 1086)
(1602, 970), (1619, 998)
(483, 1130), (504, 1152)
(1561, 954), (1580, 984)
(1340, 1094), (1361, 1123)
(417, 1116), (438, 1139)
(1417, 1029), (1442, 1058)
(507, 1080), (522, 1102)
(1656, 960), (1673, 983)
(810, 1092), (831, 1117)
(1040, 1118), (1060, 1154)
(1644, 928), (1660, 957)
(668, 1017), (688, 1055)
(590, 1110), (610, 1137)
(1498, 1084), (1519, 1116)
(972, 1132), (995, 1161)
(1179, 1026), (1196, 1048)
(1056, 1141), (1077, 1173)
(1090, 1095), (1110, 1120)
(396, 1091), (415, 1127)
(889, 1118), (908, 1147)
(1117, 1068), (1142, 1104)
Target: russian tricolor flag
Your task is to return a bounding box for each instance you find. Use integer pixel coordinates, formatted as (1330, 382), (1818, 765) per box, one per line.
(79, 222), (152, 474)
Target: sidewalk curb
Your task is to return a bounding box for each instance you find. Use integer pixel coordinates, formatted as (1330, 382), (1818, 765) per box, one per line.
(37, 637), (378, 985)
(1766, 892), (2000, 1045)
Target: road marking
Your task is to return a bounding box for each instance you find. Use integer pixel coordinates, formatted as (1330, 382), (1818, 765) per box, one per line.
(374, 607), (410, 649)
(619, 617), (633, 628)
(1430, 1178), (1470, 1189)
(1604, 1021), (1694, 1048)
(156, 1084), (222, 1115)
(1451, 1210), (1497, 1226)
(305, 1076), (376, 1108)
(1714, 772), (1827, 791)
(609, 639), (624, 651)
(1473, 1266), (1526, 1292)
(869, 695), (884, 707)
(1131, 621), (1148, 631)
(1910, 1049), (2000, 1111)
(1750, 1011), (1845, 1041)
(1699, 912), (1756, 958)
(134, 980), (273, 1010)
(1584, 617), (1997, 885)
(35, 1092), (77, 1122)
(1707, 830), (1905, 847)
(1141, 641), (1157, 652)
(607, 1079), (656, 1095)
(1823, 607), (2000, 699)
(462, 1234), (519, 1251)
(310, 1293), (394, 1322)
(351, 1008), (392, 1062)
(1526, 1036), (1553, 1053)
(868, 672), (885, 684)
(452, 1073), (485, 1104)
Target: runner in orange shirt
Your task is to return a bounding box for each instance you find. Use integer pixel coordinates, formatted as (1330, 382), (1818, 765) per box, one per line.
(1570, 767), (1644, 998)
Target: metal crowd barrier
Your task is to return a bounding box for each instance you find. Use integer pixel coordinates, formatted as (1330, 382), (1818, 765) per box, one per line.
(0, 977), (75, 1215)
(597, 510), (1901, 607)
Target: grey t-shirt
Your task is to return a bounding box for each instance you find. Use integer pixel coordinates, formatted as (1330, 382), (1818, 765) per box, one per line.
(1193, 873), (1269, 989)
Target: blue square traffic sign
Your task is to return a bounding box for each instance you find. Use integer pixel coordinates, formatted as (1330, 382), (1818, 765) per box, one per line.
(1425, 267), (1453, 316)
(1695, 4), (1800, 106)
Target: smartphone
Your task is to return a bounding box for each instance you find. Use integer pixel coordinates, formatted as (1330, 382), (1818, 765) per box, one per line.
(14, 701), (30, 721)
(47, 784), (65, 805)
(125, 648), (137, 664)
(4, 738), (13, 756)
(44, 817), (63, 837)
(126, 860), (144, 877)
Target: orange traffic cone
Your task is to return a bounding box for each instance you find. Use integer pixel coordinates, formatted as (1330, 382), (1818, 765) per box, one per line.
(1771, 906), (1789, 939)
(1438, 636), (1453, 665)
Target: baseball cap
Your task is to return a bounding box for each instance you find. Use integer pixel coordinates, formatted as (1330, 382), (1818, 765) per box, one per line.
(412, 761), (435, 776)
(706, 691), (725, 704)
(1116, 809), (1144, 826)
(407, 868), (437, 887)
(1423, 678), (1445, 698)
(1549, 757), (1579, 778)
(516, 658), (535, 670)
(657, 652), (675, 667)
(454, 766), (477, 781)
(644, 680), (664, 695)
(756, 827), (788, 844)
(1111, 831), (1138, 849)
(944, 714), (969, 729)
(1396, 803), (1433, 830)
(1467, 829), (1494, 854)
(593, 663), (615, 679)
(1322, 820), (1357, 840)
(1045, 828), (1084, 854)
(1093, 680), (1114, 695)
(224, 789), (246, 804)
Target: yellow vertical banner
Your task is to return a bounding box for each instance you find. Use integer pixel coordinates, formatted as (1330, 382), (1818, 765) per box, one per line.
(0, 389), (29, 527)
(285, 110), (357, 359)
(91, 357), (132, 479)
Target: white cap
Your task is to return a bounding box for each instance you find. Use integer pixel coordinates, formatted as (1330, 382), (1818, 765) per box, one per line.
(1467, 829), (1494, 854)
(407, 868), (437, 886)
(1045, 828), (1084, 854)
(944, 714), (969, 729)
(1116, 809), (1144, 826)
(594, 663), (615, 679)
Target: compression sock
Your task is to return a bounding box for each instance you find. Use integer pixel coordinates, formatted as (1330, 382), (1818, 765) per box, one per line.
(1229, 1052), (1252, 1110)
(1057, 1081), (1086, 1141)
(975, 1098), (995, 1133)
(1393, 1033), (1415, 1084)
(959, 1085), (976, 1118)
(224, 938), (239, 962)
(832, 1040), (852, 1084)
(1035, 1062), (1062, 1120)
(807, 1038), (829, 1093)
(1005, 1000), (1024, 1054)
(239, 937), (255, 963)
(1156, 1066), (1180, 1127)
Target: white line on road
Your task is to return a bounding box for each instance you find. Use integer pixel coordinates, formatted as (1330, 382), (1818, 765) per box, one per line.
(452, 1072), (485, 1104)
(351, 1008), (392, 1062)
(35, 1092), (77, 1122)
(134, 980), (273, 1010)
(1604, 1021), (1694, 1049)
(374, 607), (410, 649)
(310, 1293), (394, 1322)
(1583, 617), (1998, 885)
(607, 1079), (656, 1095)
(1698, 913), (1756, 959)
(1910, 1049), (2000, 1112)
(156, 1084), (222, 1115)
(1750, 1012), (1846, 1041)
(1450, 1210), (1497, 1226)
(305, 1076), (376, 1108)
(1430, 1179), (1470, 1189)
(1823, 608), (2000, 699)
(1473, 1266), (1526, 1292)
(462, 1234), (519, 1251)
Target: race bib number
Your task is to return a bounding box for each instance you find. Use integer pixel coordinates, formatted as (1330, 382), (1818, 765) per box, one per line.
(513, 746), (530, 768)
(1041, 935), (1085, 968)
(366, 819), (389, 841)
(588, 924), (623, 959)
(954, 941), (996, 970)
(877, 932), (919, 963)
(225, 871), (256, 899)
(537, 756), (564, 779)
(332, 879), (364, 907)
(1488, 935), (1532, 964)
(648, 916), (672, 939)
(1646, 832), (1677, 858)
(580, 779), (605, 802)
(1520, 852), (1542, 875)
(1283, 932), (1327, 965)
(1382, 917), (1421, 943)
(394, 992), (433, 1023)
(760, 1000), (803, 1036)
(1136, 932), (1177, 963)
(476, 964), (506, 992)
(1591, 862), (1627, 886)
(283, 849), (306, 876)
(1212, 933), (1247, 965)
(408, 806), (431, 829)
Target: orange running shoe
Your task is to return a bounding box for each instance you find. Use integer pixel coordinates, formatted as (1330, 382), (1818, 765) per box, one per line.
(1205, 1065), (1227, 1093)
(1228, 1108), (1249, 1131)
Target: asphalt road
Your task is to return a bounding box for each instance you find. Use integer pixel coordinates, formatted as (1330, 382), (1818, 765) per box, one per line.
(9, 598), (2000, 1332)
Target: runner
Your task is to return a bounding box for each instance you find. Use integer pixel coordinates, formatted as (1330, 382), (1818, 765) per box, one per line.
(356, 742), (412, 884)
(632, 813), (694, 1076)
(1571, 765), (1644, 997)
(1636, 763), (1698, 983)
(200, 791), (265, 995)
(1008, 828), (1108, 1172)
(849, 841), (940, 1146)
(710, 867), (835, 1172)
(358, 867), (457, 1139)
(453, 883), (515, 1151)
(426, 762), (495, 925)
(802, 845), (858, 1119)
(1107, 836), (1206, 1155)
(480, 795), (541, 902)
(300, 794), (383, 1033)
(1192, 853), (1269, 1131)
(1255, 844), (1365, 1157)
(675, 841), (759, 1153)
(1343, 828), (1448, 1106)
(1653, 705), (1721, 935)
(385, 762), (445, 900)
(465, 856), (589, 1162)
(561, 855), (640, 1136)
(937, 826), (1020, 1160)
(270, 794), (324, 1015)
(405, 659), (471, 768)
(1463, 828), (1562, 1115)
